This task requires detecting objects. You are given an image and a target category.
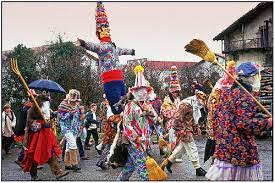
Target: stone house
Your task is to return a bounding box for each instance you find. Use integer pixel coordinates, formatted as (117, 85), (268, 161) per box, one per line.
(213, 2), (273, 112)
(213, 2), (273, 66)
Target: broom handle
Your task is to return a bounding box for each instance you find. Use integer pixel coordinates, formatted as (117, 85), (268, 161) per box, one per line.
(18, 74), (47, 122)
(214, 61), (272, 118)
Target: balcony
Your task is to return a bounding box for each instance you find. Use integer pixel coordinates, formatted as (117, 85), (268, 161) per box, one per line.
(223, 38), (273, 53)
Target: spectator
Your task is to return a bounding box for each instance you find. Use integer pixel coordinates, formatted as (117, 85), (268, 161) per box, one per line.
(84, 103), (101, 154)
(2, 103), (16, 155)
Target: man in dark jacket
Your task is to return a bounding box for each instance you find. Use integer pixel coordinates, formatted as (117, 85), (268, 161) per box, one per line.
(84, 103), (101, 154)
(14, 89), (37, 167)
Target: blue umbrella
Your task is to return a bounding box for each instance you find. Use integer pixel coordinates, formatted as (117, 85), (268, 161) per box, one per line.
(28, 79), (66, 94)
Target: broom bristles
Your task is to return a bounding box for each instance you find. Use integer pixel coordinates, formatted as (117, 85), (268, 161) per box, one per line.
(158, 139), (168, 150)
(184, 39), (216, 63)
(146, 157), (167, 180)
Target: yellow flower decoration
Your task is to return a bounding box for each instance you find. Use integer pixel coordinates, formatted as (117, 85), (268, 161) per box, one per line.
(134, 65), (144, 75)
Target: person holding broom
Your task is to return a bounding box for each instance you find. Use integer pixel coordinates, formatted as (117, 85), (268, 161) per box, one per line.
(204, 60), (236, 164)
(205, 62), (272, 180)
(161, 97), (207, 176)
(161, 67), (207, 176)
(117, 65), (151, 181)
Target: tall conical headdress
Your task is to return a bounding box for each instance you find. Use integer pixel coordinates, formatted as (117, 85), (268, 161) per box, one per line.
(169, 66), (181, 93)
(95, 2), (111, 40)
(130, 65), (152, 92)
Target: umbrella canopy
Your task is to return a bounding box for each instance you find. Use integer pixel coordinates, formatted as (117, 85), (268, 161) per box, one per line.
(28, 79), (66, 94)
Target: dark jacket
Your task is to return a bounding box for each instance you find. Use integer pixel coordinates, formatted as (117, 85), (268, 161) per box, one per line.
(85, 111), (100, 129)
(14, 101), (33, 136)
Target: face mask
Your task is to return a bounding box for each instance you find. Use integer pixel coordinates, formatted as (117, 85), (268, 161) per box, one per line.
(148, 92), (156, 101)
(251, 75), (261, 92)
(133, 88), (148, 101)
(41, 101), (51, 120)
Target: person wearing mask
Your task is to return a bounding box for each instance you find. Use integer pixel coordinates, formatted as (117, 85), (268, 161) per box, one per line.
(168, 66), (183, 162)
(21, 93), (68, 180)
(77, 2), (135, 116)
(58, 89), (82, 172)
(117, 65), (150, 181)
(206, 62), (272, 180)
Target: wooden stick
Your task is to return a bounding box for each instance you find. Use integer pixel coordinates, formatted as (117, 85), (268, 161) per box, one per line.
(107, 120), (122, 162)
(11, 59), (47, 122)
(212, 60), (272, 118)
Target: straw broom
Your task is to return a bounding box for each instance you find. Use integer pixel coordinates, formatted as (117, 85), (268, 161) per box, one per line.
(142, 145), (168, 181)
(107, 118), (167, 180)
(137, 105), (167, 180)
(184, 39), (272, 118)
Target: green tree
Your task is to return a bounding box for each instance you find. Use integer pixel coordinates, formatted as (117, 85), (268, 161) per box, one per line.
(40, 36), (102, 110)
(2, 44), (41, 114)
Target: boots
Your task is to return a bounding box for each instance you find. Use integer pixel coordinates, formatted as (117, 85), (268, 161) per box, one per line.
(56, 171), (69, 180)
(31, 176), (42, 181)
(30, 163), (40, 181)
(159, 149), (165, 156)
(64, 149), (80, 172)
(72, 165), (81, 172)
(166, 160), (173, 173)
(196, 167), (207, 176)
(98, 162), (109, 170)
(48, 156), (69, 180)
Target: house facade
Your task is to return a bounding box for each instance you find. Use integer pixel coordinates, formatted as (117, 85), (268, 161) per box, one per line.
(214, 2), (273, 112)
(213, 2), (273, 66)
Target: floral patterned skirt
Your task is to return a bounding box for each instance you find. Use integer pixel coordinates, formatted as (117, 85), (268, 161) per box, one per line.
(206, 159), (263, 181)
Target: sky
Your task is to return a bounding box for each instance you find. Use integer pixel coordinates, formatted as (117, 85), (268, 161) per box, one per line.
(2, 1), (259, 63)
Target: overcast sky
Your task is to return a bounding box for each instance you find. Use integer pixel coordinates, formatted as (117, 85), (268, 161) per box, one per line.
(2, 2), (259, 63)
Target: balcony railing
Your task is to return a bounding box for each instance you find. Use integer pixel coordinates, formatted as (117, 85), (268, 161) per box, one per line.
(223, 38), (272, 52)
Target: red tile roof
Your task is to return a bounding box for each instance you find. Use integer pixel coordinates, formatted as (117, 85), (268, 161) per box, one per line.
(144, 61), (197, 70)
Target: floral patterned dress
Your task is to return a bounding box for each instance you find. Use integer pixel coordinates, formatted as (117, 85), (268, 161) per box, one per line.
(86, 42), (134, 74)
(206, 86), (270, 180)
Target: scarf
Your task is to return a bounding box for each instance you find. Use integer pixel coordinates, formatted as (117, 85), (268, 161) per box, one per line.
(99, 36), (112, 43)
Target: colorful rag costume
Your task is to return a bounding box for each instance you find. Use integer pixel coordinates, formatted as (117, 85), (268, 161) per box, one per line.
(162, 66), (207, 176)
(206, 62), (270, 181)
(79, 2), (135, 115)
(146, 90), (164, 142)
(58, 89), (82, 171)
(160, 96), (177, 149)
(167, 101), (202, 169)
(118, 101), (149, 180)
(204, 61), (236, 163)
(117, 65), (151, 181)
(96, 105), (121, 169)
(21, 95), (67, 180)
